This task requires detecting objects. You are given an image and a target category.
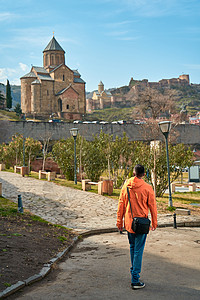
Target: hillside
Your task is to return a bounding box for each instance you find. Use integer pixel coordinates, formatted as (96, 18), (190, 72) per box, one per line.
(86, 77), (200, 121)
(0, 83), (21, 108)
(111, 79), (200, 113)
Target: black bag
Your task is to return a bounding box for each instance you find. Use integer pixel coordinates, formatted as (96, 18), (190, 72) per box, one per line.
(127, 187), (151, 234)
(132, 217), (151, 234)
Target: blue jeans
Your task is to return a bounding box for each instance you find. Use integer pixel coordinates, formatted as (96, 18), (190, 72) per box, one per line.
(127, 231), (147, 284)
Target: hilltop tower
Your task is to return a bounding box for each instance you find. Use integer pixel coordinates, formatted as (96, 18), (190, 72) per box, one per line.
(98, 81), (104, 93)
(179, 74), (190, 84)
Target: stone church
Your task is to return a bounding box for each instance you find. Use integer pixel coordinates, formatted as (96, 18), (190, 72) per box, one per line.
(86, 81), (112, 111)
(21, 35), (86, 120)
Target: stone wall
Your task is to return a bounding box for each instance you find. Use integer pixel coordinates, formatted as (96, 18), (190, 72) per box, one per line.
(0, 120), (199, 145)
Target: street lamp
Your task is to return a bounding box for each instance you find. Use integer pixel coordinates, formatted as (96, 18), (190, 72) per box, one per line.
(159, 121), (173, 207)
(70, 128), (79, 184)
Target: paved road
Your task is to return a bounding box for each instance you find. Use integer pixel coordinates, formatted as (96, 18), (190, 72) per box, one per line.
(0, 172), (199, 233)
(12, 228), (200, 300)
(1, 172), (200, 299)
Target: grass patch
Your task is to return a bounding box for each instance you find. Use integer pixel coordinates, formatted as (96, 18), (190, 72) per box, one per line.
(30, 215), (49, 224)
(4, 283), (11, 287)
(58, 236), (67, 242)
(0, 109), (20, 121)
(86, 107), (135, 122)
(12, 233), (22, 236)
(166, 206), (176, 212)
(0, 197), (18, 217)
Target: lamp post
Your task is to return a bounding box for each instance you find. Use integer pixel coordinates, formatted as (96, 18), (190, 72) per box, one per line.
(159, 121), (173, 207)
(70, 128), (79, 184)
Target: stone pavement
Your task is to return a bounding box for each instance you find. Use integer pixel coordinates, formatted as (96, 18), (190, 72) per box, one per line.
(1, 171), (200, 299)
(0, 172), (200, 233)
(11, 228), (200, 300)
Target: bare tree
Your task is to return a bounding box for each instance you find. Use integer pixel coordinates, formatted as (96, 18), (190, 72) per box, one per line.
(138, 87), (178, 120)
(40, 132), (52, 171)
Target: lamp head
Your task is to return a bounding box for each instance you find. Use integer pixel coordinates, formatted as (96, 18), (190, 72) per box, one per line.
(159, 121), (171, 137)
(70, 128), (79, 137)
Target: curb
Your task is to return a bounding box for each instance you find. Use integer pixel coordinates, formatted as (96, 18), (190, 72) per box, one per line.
(1, 221), (200, 299)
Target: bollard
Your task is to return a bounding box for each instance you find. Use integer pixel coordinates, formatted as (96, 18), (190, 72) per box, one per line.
(18, 194), (23, 213)
(0, 182), (2, 197)
(173, 213), (177, 229)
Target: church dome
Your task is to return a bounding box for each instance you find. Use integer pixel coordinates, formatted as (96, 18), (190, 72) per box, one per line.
(43, 36), (65, 53)
(43, 36), (65, 68)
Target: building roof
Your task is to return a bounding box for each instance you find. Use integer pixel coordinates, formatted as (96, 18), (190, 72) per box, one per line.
(50, 63), (64, 73)
(20, 71), (37, 79)
(74, 77), (85, 84)
(38, 74), (54, 81)
(98, 81), (104, 86)
(56, 85), (79, 96)
(73, 69), (81, 77)
(43, 36), (65, 53)
(32, 66), (48, 74)
(31, 79), (41, 85)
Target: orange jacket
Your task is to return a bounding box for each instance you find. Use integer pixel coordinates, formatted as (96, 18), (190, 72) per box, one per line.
(117, 176), (157, 233)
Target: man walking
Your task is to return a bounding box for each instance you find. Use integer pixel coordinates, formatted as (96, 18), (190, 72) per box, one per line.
(117, 164), (157, 289)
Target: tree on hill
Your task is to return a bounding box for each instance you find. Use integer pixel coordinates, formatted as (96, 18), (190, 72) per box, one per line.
(14, 103), (22, 115)
(6, 79), (12, 109)
(0, 90), (5, 109)
(138, 87), (178, 119)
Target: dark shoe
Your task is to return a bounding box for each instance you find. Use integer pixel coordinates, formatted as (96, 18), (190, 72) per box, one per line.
(131, 282), (145, 289)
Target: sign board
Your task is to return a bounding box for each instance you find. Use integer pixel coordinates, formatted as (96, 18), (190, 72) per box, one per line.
(189, 166), (200, 182)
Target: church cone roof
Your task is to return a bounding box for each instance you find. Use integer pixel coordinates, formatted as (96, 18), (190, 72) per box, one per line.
(43, 36), (65, 53)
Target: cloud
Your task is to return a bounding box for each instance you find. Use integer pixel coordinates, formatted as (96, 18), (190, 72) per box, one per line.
(0, 68), (18, 84)
(10, 27), (80, 49)
(116, 36), (140, 41)
(104, 20), (140, 41)
(105, 0), (200, 17)
(106, 29), (140, 40)
(105, 20), (135, 28)
(0, 12), (15, 22)
(19, 63), (29, 72)
(106, 30), (129, 37)
(0, 64), (28, 85)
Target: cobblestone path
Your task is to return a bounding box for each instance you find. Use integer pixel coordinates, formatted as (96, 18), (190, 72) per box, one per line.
(0, 172), (199, 233)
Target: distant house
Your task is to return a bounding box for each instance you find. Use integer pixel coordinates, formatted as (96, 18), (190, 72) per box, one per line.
(189, 112), (200, 125)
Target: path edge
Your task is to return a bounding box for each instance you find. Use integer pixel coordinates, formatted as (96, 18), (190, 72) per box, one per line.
(1, 221), (200, 299)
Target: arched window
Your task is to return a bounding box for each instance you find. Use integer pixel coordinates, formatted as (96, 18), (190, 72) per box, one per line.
(66, 104), (69, 109)
(45, 55), (48, 66)
(56, 55), (59, 65)
(51, 55), (54, 65)
(58, 98), (62, 112)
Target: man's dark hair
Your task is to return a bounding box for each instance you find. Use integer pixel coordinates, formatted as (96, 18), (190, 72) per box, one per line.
(134, 164), (145, 177)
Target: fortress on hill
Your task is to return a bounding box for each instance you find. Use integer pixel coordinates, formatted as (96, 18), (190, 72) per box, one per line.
(21, 35), (86, 120)
(86, 74), (190, 111)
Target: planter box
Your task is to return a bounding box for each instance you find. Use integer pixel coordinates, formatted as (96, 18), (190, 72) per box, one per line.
(102, 180), (113, 196)
(0, 163), (5, 171)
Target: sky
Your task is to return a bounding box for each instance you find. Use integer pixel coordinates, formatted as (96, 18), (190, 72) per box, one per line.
(0, 0), (200, 92)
